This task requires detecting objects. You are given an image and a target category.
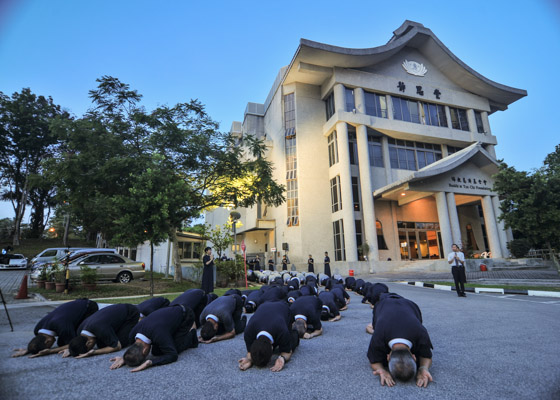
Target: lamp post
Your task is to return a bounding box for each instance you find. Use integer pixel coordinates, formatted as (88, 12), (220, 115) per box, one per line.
(230, 211), (241, 259)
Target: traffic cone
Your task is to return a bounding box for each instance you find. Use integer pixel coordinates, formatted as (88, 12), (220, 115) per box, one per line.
(15, 274), (29, 299)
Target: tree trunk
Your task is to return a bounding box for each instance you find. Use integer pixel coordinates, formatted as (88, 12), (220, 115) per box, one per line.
(13, 176), (29, 246)
(63, 213), (70, 246)
(150, 241), (154, 297)
(547, 242), (560, 272)
(170, 228), (183, 282)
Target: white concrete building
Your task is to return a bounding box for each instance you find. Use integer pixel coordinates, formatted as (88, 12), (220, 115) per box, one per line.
(206, 21), (526, 274)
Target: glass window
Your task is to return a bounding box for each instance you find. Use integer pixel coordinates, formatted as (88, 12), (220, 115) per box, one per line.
(449, 107), (469, 131)
(344, 86), (355, 112)
(355, 220), (363, 260)
(364, 91), (388, 118)
(328, 131), (338, 167)
(447, 145), (463, 155)
(388, 139), (441, 170)
(348, 128), (358, 165)
(367, 135), (384, 167)
(325, 92), (335, 121)
(330, 176), (342, 213)
(284, 93), (295, 133)
(474, 111), (485, 133)
(332, 219), (346, 261)
(392, 96), (420, 124)
(352, 176), (360, 211)
(285, 93), (299, 227)
(422, 103), (447, 127)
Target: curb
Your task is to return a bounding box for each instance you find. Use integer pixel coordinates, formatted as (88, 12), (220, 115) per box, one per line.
(400, 281), (560, 298)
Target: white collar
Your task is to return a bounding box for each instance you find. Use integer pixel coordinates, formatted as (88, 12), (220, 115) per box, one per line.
(135, 333), (152, 344)
(206, 314), (219, 323)
(81, 330), (96, 338)
(389, 338), (413, 350)
(256, 331), (274, 344)
(322, 305), (330, 312)
(294, 314), (307, 322)
(38, 328), (56, 337)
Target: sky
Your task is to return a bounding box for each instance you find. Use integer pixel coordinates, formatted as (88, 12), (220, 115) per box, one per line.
(1, 0), (559, 221)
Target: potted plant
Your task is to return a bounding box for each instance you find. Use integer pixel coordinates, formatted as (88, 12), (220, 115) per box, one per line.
(54, 269), (67, 293)
(80, 265), (98, 291)
(36, 266), (48, 289)
(45, 264), (58, 290)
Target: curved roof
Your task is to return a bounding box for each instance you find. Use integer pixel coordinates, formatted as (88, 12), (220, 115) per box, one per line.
(282, 20), (526, 112)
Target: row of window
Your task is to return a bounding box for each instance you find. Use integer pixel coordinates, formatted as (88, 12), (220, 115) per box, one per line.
(284, 93), (299, 227)
(326, 87), (485, 133)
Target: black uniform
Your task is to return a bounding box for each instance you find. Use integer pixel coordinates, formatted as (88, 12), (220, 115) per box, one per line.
(33, 299), (98, 346)
(129, 305), (197, 367)
(281, 258), (288, 271)
(318, 291), (340, 320)
(201, 254), (214, 294)
(244, 302), (298, 354)
(289, 295), (323, 332)
(245, 290), (262, 313)
(331, 286), (349, 308)
(258, 285), (287, 305)
(171, 289), (208, 328)
(287, 278), (300, 291)
(287, 290), (302, 303)
(200, 294), (246, 335)
(78, 304), (139, 348)
(367, 293), (433, 366)
(268, 259), (274, 271)
(324, 255), (331, 277)
(307, 258), (314, 273)
(137, 297), (169, 317)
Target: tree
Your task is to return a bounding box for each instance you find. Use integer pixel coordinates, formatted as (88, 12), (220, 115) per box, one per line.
(0, 88), (68, 245)
(206, 223), (234, 259)
(493, 145), (560, 267)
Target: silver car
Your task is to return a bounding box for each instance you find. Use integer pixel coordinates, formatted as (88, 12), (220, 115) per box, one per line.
(69, 253), (145, 283)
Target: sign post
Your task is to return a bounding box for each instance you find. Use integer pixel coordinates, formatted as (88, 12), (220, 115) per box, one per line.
(241, 240), (247, 288)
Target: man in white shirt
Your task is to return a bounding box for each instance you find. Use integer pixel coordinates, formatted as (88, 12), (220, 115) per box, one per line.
(447, 244), (466, 297)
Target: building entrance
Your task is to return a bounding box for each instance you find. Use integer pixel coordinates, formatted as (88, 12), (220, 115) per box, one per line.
(398, 222), (443, 260)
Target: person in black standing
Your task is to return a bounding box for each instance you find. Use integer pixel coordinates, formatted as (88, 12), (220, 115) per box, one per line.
(281, 255), (288, 271)
(324, 251), (331, 277)
(201, 247), (214, 294)
(307, 255), (314, 273)
(268, 258), (274, 271)
(447, 244), (467, 297)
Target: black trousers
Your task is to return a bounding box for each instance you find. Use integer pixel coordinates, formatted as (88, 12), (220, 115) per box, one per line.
(172, 306), (198, 354)
(452, 266), (466, 294)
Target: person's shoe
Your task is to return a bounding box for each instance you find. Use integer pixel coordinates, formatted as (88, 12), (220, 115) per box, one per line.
(460, 292), (467, 297)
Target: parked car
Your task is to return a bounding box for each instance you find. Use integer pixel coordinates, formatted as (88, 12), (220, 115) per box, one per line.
(30, 247), (91, 267)
(30, 249), (117, 280)
(0, 254), (28, 270)
(69, 253), (145, 283)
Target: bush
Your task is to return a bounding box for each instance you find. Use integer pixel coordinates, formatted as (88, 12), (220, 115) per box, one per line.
(216, 260), (244, 281)
(80, 264), (98, 284)
(507, 238), (532, 258)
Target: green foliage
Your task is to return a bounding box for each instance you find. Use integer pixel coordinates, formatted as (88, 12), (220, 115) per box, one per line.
(507, 238), (532, 258)
(216, 260), (244, 281)
(206, 224), (233, 259)
(80, 264), (98, 284)
(493, 145), (560, 251)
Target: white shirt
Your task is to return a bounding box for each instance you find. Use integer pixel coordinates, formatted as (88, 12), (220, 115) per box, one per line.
(447, 251), (465, 267)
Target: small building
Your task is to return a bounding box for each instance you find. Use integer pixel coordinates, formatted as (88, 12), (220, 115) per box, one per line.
(206, 21), (527, 275)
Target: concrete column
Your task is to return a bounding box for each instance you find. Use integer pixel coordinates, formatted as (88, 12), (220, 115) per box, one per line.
(466, 109), (477, 134)
(492, 195), (510, 258)
(333, 84), (345, 115)
(444, 106), (452, 129)
(446, 192), (462, 246)
(390, 202), (401, 261)
(485, 144), (497, 159)
(481, 195), (503, 258)
(336, 121), (358, 262)
(482, 111), (491, 135)
(386, 95), (394, 120)
(435, 192), (453, 257)
(356, 124), (379, 262)
(354, 87), (365, 115)
(381, 136), (392, 184)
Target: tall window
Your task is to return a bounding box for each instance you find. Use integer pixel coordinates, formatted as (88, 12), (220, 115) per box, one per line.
(422, 102), (447, 127)
(333, 219), (346, 261)
(351, 176), (360, 211)
(177, 242), (202, 260)
(330, 176), (342, 213)
(367, 135), (384, 167)
(392, 96), (420, 123)
(447, 145), (463, 155)
(355, 220), (363, 260)
(328, 131), (339, 167)
(284, 93), (299, 226)
(364, 91), (388, 118)
(474, 111), (485, 133)
(344, 86), (355, 112)
(449, 107), (469, 131)
(348, 128), (358, 165)
(325, 92), (335, 121)
(388, 139), (442, 170)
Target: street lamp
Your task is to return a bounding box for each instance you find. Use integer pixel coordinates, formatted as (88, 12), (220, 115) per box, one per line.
(230, 211), (241, 260)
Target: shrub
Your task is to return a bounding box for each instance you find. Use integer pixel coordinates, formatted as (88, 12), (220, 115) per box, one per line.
(507, 238), (532, 258)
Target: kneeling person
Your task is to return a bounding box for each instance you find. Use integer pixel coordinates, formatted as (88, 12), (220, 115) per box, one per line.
(289, 295), (323, 339)
(199, 294), (247, 343)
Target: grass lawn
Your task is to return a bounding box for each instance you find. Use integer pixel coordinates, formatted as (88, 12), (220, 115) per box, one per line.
(424, 281), (560, 292)
(29, 272), (262, 302)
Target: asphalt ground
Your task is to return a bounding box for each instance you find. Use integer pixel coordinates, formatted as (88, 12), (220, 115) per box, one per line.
(1, 283), (559, 400)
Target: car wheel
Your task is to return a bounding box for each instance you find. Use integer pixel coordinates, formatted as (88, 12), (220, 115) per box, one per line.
(117, 271), (133, 284)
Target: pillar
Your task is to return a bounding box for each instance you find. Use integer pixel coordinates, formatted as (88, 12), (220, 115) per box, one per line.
(481, 195), (503, 258)
(356, 124), (379, 262)
(386, 95), (394, 120)
(481, 111), (491, 135)
(333, 84), (345, 115)
(446, 192), (462, 246)
(492, 195), (510, 258)
(381, 136), (392, 184)
(336, 121), (358, 262)
(435, 192), (453, 257)
(354, 88), (365, 115)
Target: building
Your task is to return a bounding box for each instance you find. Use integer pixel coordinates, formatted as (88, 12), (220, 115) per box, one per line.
(206, 20), (526, 274)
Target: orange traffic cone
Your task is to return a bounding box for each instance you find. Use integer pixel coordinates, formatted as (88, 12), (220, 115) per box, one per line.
(15, 274), (29, 299)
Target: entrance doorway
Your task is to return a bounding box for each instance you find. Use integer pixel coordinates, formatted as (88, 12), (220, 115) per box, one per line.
(398, 221), (442, 260)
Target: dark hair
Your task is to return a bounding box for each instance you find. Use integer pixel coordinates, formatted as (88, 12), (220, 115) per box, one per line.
(388, 348), (417, 382)
(250, 336), (273, 367)
(200, 321), (217, 341)
(204, 247), (211, 253)
(292, 319), (306, 338)
(69, 335), (89, 357)
(27, 335), (47, 354)
(320, 309), (330, 321)
(123, 342), (146, 367)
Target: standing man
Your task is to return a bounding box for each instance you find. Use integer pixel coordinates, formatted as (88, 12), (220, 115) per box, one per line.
(201, 247), (214, 294)
(281, 255), (288, 271)
(367, 293), (433, 388)
(307, 255), (314, 273)
(268, 258), (274, 271)
(448, 244), (467, 297)
(324, 251), (331, 277)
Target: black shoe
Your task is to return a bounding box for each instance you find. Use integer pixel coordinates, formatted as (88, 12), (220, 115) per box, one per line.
(460, 292), (467, 297)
